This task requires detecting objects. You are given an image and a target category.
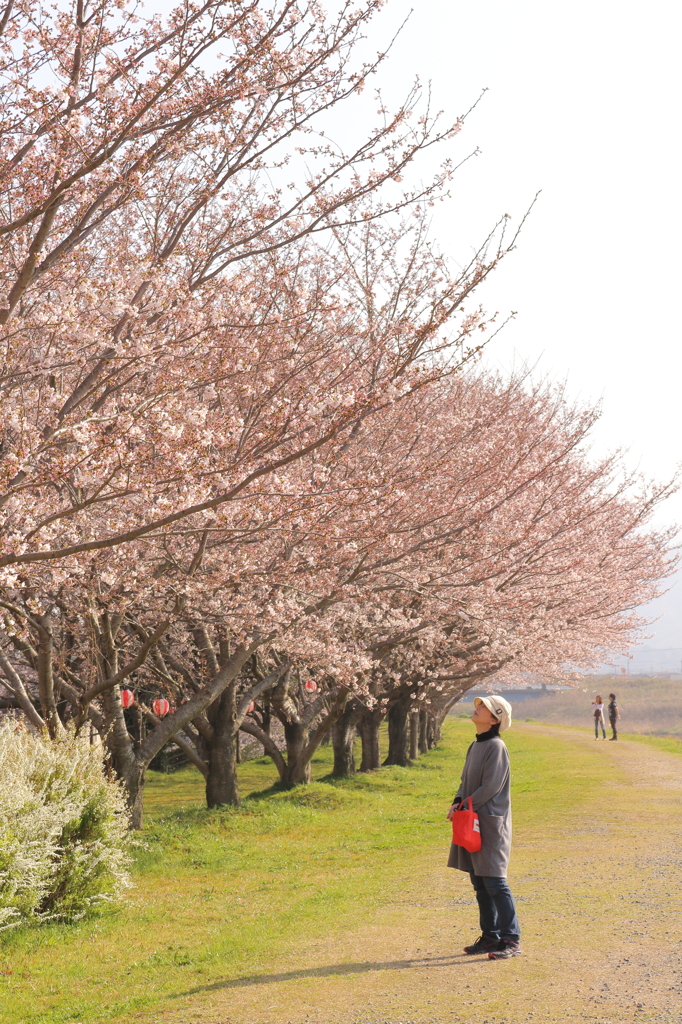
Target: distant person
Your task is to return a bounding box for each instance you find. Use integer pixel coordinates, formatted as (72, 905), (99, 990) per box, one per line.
(608, 692), (620, 741)
(447, 695), (521, 960)
(592, 695), (606, 740)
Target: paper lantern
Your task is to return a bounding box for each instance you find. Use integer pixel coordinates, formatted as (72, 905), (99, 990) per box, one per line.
(121, 689), (135, 708)
(304, 680), (317, 693)
(152, 698), (170, 717)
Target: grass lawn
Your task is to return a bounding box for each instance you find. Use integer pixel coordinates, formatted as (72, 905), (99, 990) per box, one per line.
(2, 720), (682, 1024)
(605, 731), (682, 756)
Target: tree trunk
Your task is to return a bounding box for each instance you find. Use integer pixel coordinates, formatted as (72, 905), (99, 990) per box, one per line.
(418, 707), (428, 755)
(427, 711), (437, 749)
(35, 613), (62, 739)
(270, 680), (349, 787)
(359, 709), (382, 771)
(125, 764), (147, 830)
(383, 697), (411, 767)
(281, 719), (312, 786)
(331, 702), (357, 778)
(102, 686), (145, 826)
(433, 706), (449, 745)
(409, 712), (419, 761)
(205, 683), (240, 808)
(262, 697), (271, 736)
(93, 637), (260, 826)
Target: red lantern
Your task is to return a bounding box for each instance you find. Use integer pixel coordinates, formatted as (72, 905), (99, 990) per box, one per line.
(247, 701), (255, 713)
(305, 680), (317, 693)
(152, 698), (170, 717)
(121, 689), (135, 708)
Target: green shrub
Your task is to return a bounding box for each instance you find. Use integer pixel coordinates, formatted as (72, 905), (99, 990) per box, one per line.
(0, 722), (131, 930)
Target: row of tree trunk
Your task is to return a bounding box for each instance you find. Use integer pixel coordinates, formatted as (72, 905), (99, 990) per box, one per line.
(194, 673), (453, 810)
(201, 696), (448, 812)
(4, 671), (451, 820)
(321, 696), (445, 781)
(225, 701), (444, 793)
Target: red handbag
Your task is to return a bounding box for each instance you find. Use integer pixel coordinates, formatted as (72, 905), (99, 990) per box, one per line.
(451, 796), (482, 853)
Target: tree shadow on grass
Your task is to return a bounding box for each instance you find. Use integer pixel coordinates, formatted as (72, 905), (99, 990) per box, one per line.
(178, 953), (480, 998)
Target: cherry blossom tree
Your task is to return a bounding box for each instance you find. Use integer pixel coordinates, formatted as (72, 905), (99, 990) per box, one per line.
(0, 1), (673, 825)
(0, 194), (514, 821)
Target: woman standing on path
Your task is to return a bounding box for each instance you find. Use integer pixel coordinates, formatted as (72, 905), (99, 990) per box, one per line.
(592, 695), (607, 739)
(447, 695), (521, 960)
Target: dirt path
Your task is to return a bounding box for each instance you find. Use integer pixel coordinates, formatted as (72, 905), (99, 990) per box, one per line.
(143, 726), (682, 1024)
(529, 719), (682, 782)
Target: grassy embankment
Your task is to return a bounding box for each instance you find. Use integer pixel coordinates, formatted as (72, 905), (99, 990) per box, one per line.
(2, 721), (682, 1024)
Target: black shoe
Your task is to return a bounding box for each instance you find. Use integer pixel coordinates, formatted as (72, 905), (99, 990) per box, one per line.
(463, 934), (498, 955)
(488, 939), (522, 959)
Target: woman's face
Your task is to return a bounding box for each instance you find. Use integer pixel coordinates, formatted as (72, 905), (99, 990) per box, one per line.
(471, 702), (499, 728)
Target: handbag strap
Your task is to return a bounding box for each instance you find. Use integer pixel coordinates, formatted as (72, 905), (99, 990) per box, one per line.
(458, 795), (474, 812)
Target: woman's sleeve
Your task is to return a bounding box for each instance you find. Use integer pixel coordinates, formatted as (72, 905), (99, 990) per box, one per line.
(467, 744), (510, 810)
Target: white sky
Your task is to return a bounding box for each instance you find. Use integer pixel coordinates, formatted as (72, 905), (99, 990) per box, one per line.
(362, 0), (681, 514)
(357, 0), (682, 652)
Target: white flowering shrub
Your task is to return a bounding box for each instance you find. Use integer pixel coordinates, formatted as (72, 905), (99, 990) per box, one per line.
(0, 722), (131, 930)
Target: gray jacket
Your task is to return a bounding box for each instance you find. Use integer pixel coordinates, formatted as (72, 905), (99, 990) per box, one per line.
(447, 734), (512, 877)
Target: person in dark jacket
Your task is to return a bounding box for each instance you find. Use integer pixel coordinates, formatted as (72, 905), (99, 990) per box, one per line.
(608, 692), (620, 740)
(447, 695), (521, 959)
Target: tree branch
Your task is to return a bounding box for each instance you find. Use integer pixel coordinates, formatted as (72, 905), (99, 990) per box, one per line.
(79, 618), (170, 706)
(141, 704), (208, 778)
(239, 718), (286, 779)
(0, 648), (44, 729)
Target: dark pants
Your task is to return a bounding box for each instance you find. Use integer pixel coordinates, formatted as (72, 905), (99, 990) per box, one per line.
(609, 715), (618, 739)
(469, 872), (521, 943)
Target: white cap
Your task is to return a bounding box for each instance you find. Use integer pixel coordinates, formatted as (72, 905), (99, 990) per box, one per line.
(474, 695), (513, 732)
